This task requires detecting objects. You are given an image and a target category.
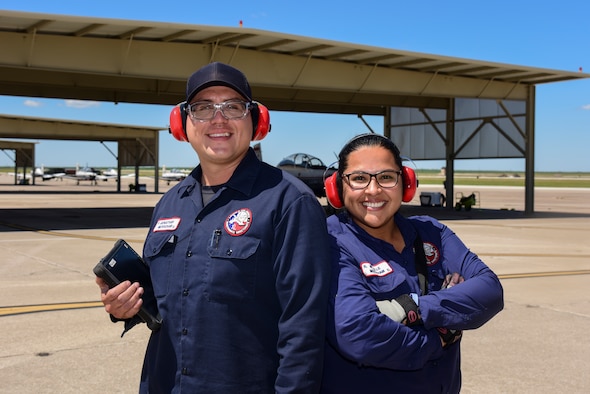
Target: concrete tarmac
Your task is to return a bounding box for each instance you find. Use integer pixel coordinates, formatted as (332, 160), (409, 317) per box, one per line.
(0, 175), (589, 393)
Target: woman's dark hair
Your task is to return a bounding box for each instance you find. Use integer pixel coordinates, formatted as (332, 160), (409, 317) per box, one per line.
(337, 133), (402, 177)
(334, 133), (403, 201)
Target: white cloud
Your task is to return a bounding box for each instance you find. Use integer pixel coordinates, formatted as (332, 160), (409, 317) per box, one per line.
(24, 99), (42, 107)
(64, 99), (100, 109)
(582, 104), (590, 110)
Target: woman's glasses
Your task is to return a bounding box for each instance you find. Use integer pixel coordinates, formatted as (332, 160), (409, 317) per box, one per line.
(342, 170), (402, 190)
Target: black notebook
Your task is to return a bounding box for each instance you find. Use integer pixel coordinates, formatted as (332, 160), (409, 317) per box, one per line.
(93, 239), (162, 330)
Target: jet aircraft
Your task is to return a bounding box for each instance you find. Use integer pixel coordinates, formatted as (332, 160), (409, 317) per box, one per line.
(277, 153), (336, 197)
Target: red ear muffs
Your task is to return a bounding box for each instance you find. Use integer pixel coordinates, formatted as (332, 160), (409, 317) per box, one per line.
(169, 102), (188, 142)
(401, 166), (418, 203)
(324, 167), (418, 209)
(169, 101), (271, 142)
(252, 102), (271, 141)
(324, 172), (343, 209)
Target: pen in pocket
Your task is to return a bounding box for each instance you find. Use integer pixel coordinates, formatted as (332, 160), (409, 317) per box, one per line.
(209, 229), (222, 249)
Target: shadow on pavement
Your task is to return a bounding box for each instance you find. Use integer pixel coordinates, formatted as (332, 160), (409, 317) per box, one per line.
(2, 202), (590, 234)
(325, 204), (590, 221)
(0, 207), (154, 232)
(399, 205), (590, 220)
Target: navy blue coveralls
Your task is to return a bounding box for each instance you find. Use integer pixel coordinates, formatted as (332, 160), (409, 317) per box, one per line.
(321, 212), (504, 393)
(140, 148), (331, 393)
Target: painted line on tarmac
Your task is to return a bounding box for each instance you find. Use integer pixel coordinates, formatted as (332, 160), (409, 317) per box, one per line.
(498, 269), (590, 280)
(481, 252), (590, 258)
(0, 301), (103, 317)
(2, 270), (590, 317)
(0, 220), (144, 243)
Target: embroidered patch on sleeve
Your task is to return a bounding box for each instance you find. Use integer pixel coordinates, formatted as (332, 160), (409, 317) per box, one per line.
(423, 242), (441, 266)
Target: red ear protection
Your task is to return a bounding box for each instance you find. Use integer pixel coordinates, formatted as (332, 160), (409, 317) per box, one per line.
(251, 103), (271, 141)
(169, 103), (188, 142)
(168, 102), (271, 142)
(324, 166), (418, 209)
(401, 166), (418, 202)
(324, 172), (343, 209)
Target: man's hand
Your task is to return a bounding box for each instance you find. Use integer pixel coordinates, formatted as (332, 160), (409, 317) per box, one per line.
(441, 273), (464, 289)
(96, 277), (144, 320)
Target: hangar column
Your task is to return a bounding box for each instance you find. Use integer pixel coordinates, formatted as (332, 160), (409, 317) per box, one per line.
(154, 135), (159, 193)
(445, 99), (455, 210)
(525, 86), (536, 215)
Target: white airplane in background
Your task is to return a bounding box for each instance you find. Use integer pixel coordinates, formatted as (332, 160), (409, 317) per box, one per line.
(95, 168), (118, 181)
(11, 166), (118, 184)
(63, 165), (99, 185)
(12, 166), (66, 182)
(36, 167), (66, 181)
(162, 166), (189, 185)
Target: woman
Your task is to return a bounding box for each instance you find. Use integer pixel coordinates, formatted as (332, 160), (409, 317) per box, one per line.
(321, 133), (503, 393)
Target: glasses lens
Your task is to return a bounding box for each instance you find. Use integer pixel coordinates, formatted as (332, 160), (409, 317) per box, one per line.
(222, 101), (248, 119)
(189, 102), (214, 120)
(189, 101), (249, 120)
(348, 173), (371, 189)
(375, 171), (399, 188)
(345, 171), (400, 189)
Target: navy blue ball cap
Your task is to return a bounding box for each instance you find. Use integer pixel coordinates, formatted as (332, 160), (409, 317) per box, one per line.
(186, 62), (252, 103)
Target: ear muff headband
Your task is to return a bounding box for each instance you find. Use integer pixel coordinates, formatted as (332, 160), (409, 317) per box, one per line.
(168, 101), (271, 142)
(324, 167), (418, 209)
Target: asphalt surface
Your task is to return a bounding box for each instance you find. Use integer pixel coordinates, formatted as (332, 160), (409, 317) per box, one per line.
(0, 174), (589, 393)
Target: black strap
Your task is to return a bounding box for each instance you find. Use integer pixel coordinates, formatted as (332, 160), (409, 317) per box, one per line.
(413, 234), (428, 295)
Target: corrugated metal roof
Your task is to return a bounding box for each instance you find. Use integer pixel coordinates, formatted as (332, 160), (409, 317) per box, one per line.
(1, 9), (587, 85)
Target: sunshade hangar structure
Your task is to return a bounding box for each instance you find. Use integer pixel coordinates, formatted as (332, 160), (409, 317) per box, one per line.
(0, 113), (162, 191)
(0, 10), (587, 212)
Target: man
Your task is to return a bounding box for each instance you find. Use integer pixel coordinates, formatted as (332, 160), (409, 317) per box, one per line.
(96, 62), (330, 393)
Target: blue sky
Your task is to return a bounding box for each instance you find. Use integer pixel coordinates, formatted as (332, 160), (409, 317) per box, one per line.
(1, 1), (589, 172)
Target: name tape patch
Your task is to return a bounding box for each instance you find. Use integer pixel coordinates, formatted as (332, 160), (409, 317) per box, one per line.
(360, 260), (393, 277)
(153, 217), (181, 232)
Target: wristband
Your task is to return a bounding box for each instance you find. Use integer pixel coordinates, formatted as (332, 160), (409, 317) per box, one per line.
(395, 294), (423, 326)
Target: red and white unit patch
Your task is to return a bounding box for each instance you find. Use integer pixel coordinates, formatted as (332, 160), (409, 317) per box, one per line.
(224, 208), (252, 236)
(423, 242), (441, 266)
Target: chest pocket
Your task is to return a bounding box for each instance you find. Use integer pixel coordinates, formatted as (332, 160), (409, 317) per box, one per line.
(428, 265), (447, 292)
(206, 236), (261, 302)
(144, 232), (178, 297)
